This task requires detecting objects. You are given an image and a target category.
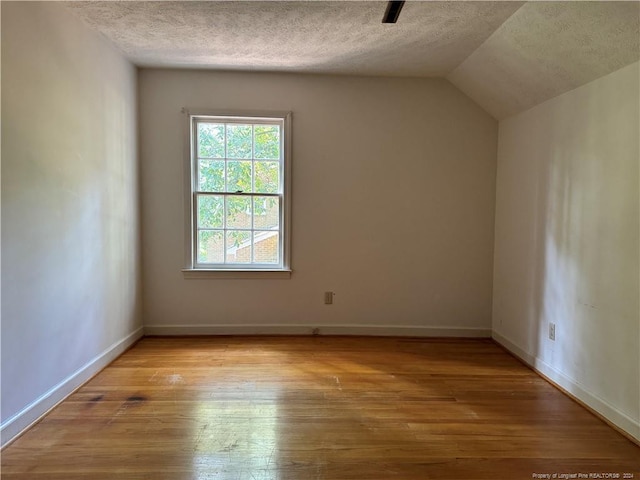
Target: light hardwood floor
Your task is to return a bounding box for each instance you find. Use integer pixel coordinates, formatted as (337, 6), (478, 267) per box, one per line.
(2, 336), (639, 479)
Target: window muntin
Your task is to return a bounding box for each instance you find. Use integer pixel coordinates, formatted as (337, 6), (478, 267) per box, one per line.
(189, 114), (289, 270)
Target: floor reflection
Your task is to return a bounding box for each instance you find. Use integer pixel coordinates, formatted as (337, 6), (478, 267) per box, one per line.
(192, 387), (279, 479)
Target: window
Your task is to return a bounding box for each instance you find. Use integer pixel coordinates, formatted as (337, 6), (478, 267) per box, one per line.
(183, 110), (291, 276)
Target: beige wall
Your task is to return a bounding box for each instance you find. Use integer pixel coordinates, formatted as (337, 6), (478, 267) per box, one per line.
(1, 2), (141, 444)
(139, 69), (498, 335)
(493, 62), (640, 440)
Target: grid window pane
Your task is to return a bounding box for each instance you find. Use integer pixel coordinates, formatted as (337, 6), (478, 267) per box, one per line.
(254, 161), (279, 194)
(254, 125), (280, 160)
(226, 124), (252, 159)
(226, 196), (251, 229)
(198, 230), (224, 263)
(253, 197), (279, 230)
(198, 160), (225, 192)
(198, 123), (225, 158)
(226, 231), (251, 263)
(191, 116), (287, 268)
(227, 161), (252, 193)
(254, 232), (279, 264)
(197, 195), (224, 228)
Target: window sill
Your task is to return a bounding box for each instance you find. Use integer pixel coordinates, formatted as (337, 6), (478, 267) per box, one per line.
(182, 269), (292, 279)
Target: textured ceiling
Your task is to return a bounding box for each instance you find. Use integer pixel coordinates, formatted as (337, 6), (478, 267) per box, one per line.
(63, 1), (639, 119)
(64, 1), (522, 76)
(447, 1), (640, 119)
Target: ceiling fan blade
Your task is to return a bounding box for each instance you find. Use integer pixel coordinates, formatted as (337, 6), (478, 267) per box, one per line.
(382, 1), (405, 24)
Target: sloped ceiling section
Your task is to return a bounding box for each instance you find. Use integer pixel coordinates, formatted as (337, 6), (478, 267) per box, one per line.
(448, 1), (640, 119)
(64, 1), (522, 77)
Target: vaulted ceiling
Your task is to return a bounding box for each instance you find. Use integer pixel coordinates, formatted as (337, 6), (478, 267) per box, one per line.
(448, 1), (640, 118)
(64, 1), (639, 119)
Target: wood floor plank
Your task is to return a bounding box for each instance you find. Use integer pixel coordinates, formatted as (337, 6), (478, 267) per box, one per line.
(2, 336), (638, 479)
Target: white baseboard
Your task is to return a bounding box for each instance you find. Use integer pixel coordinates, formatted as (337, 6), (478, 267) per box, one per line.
(144, 324), (491, 337)
(0, 326), (144, 448)
(492, 331), (640, 443)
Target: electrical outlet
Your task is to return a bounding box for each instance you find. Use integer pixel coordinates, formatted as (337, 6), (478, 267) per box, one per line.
(549, 323), (556, 341)
(324, 291), (334, 305)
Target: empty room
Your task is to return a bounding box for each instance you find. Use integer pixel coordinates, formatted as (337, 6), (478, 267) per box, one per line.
(1, 0), (639, 478)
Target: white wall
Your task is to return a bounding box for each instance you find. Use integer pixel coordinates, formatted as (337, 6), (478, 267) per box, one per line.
(1, 2), (142, 445)
(139, 69), (498, 336)
(493, 62), (640, 440)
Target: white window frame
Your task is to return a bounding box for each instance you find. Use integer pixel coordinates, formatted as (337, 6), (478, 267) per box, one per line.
(182, 109), (292, 279)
